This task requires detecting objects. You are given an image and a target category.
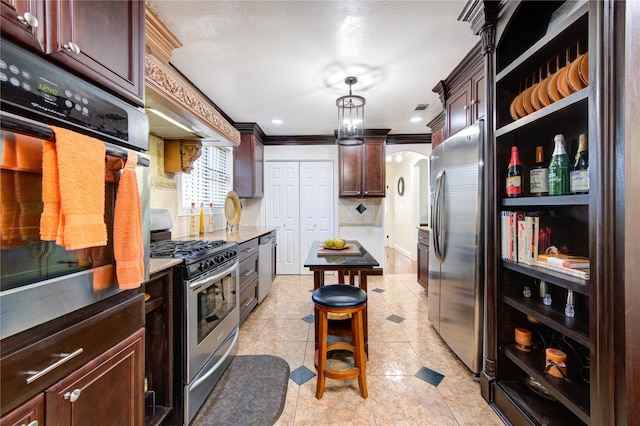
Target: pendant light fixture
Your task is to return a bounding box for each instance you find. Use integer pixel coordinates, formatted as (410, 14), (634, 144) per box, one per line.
(336, 76), (365, 146)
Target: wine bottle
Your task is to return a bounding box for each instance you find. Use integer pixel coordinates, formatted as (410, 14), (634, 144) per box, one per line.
(548, 134), (570, 195)
(570, 133), (589, 194)
(506, 146), (523, 197)
(530, 145), (549, 196)
(208, 203), (215, 232)
(189, 202), (197, 237)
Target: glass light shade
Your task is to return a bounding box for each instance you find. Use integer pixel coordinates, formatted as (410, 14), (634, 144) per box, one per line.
(336, 77), (365, 146)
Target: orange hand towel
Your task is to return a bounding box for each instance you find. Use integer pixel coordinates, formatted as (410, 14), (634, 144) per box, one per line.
(114, 152), (144, 289)
(41, 126), (107, 250)
(40, 140), (60, 241)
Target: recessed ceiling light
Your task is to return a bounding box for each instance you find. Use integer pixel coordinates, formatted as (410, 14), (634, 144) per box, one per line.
(410, 117), (422, 123)
(272, 119), (283, 125)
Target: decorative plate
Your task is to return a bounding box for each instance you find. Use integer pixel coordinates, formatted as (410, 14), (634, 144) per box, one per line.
(224, 190), (241, 226)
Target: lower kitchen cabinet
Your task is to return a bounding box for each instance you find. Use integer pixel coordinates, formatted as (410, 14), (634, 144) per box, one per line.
(417, 228), (429, 290)
(238, 238), (259, 322)
(0, 394), (44, 426)
(45, 328), (145, 426)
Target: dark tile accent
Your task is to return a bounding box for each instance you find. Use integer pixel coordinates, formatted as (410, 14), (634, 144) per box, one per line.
(415, 366), (445, 387)
(290, 365), (316, 385)
(372, 288), (385, 293)
(356, 204), (367, 214)
(386, 314), (405, 323)
(302, 314), (315, 324)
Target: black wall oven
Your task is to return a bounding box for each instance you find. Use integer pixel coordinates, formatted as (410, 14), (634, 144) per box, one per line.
(0, 40), (151, 341)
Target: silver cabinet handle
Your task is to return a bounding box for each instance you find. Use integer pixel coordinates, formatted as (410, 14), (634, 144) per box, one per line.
(63, 389), (82, 402)
(25, 348), (84, 384)
(17, 12), (39, 28)
(243, 246), (256, 253)
(63, 41), (81, 54)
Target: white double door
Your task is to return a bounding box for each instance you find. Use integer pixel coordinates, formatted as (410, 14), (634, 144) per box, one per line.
(265, 161), (334, 274)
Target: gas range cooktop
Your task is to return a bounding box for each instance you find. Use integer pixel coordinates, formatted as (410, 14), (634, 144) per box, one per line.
(150, 239), (239, 280)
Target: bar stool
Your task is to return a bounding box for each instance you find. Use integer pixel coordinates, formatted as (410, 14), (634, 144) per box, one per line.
(312, 284), (368, 399)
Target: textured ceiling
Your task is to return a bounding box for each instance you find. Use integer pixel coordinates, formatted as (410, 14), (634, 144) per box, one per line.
(145, 0), (479, 137)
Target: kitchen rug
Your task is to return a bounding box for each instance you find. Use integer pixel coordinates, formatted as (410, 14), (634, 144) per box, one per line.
(191, 355), (290, 426)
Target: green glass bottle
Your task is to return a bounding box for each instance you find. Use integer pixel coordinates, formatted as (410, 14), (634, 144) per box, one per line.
(548, 134), (570, 195)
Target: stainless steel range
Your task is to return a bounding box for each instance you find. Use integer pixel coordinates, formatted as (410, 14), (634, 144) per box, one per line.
(150, 239), (239, 425)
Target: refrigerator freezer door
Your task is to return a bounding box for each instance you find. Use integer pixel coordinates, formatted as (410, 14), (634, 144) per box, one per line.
(428, 143), (444, 332)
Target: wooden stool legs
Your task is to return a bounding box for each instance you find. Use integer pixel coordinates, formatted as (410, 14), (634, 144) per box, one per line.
(314, 304), (368, 399)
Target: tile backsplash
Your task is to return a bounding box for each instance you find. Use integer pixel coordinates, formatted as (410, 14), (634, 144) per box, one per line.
(338, 198), (383, 226)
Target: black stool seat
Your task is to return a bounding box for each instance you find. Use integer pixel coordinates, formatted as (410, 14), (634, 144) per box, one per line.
(312, 284), (367, 308)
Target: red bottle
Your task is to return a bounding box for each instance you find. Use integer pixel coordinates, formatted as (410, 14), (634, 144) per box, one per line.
(506, 146), (523, 197)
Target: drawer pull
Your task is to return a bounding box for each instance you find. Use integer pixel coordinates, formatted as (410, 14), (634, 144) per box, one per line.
(16, 12), (39, 28)
(242, 270), (253, 277)
(26, 421), (39, 426)
(63, 41), (81, 54)
(63, 388), (82, 402)
(25, 348), (84, 384)
(243, 247), (256, 253)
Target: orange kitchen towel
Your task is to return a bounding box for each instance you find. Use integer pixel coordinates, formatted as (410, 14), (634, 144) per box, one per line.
(1, 170), (21, 246)
(39, 140), (60, 241)
(113, 152), (144, 289)
(41, 127), (107, 249)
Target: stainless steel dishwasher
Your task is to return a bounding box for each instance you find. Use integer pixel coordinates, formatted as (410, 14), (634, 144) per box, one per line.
(258, 231), (275, 303)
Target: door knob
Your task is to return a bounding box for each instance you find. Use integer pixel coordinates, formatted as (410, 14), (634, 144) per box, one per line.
(17, 12), (39, 28)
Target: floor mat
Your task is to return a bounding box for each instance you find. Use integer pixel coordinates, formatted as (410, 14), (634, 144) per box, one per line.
(190, 355), (290, 426)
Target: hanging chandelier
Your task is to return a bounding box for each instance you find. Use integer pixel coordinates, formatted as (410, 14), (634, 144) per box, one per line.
(336, 76), (365, 146)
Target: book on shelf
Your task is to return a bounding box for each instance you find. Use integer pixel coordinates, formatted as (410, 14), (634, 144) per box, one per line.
(538, 253), (590, 269)
(534, 259), (590, 279)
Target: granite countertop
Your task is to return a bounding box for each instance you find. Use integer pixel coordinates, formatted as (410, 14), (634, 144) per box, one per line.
(171, 226), (277, 245)
(149, 258), (182, 275)
(417, 225), (430, 232)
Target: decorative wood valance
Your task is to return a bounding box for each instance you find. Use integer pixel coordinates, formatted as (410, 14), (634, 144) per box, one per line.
(144, 6), (241, 147)
(164, 140), (202, 173)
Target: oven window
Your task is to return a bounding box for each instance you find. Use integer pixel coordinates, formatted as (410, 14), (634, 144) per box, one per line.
(0, 132), (116, 291)
(197, 273), (237, 344)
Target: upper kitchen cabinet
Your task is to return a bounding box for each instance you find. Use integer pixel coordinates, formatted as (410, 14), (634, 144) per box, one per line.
(339, 130), (388, 198)
(0, 0), (145, 106)
(234, 123), (264, 199)
(432, 41), (484, 146)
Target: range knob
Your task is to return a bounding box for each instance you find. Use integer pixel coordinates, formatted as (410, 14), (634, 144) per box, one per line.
(198, 262), (206, 271)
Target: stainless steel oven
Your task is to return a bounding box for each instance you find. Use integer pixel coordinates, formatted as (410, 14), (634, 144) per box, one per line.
(0, 40), (150, 340)
(149, 239), (239, 425)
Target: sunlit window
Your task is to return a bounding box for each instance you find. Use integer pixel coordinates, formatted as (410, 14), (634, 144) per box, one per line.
(179, 146), (231, 213)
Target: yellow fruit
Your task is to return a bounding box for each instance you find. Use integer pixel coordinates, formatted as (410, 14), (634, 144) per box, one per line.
(334, 238), (346, 248)
(324, 238), (335, 247)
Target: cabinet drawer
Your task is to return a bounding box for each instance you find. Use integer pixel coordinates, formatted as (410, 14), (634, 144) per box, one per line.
(239, 275), (258, 323)
(239, 252), (259, 290)
(238, 238), (259, 263)
(418, 230), (430, 246)
(0, 294), (143, 416)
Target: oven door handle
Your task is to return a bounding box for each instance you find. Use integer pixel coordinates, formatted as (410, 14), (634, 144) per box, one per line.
(188, 328), (239, 392)
(188, 260), (238, 290)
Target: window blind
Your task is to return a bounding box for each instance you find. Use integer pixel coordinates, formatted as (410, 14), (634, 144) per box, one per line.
(181, 146), (231, 210)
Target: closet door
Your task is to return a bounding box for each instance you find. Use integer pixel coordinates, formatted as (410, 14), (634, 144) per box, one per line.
(299, 162), (334, 274)
(265, 162), (300, 274)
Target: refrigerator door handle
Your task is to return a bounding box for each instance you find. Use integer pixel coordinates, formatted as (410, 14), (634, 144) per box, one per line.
(433, 169), (445, 263)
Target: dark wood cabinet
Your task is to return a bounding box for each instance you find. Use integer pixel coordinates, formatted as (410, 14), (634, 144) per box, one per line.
(433, 42), (484, 144)
(143, 269), (174, 425)
(0, 0), (145, 106)
(339, 132), (387, 198)
(45, 328), (144, 426)
(0, 394), (43, 426)
(417, 228), (429, 290)
(234, 123), (264, 199)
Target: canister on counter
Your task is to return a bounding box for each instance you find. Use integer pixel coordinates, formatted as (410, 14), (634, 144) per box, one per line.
(544, 348), (568, 379)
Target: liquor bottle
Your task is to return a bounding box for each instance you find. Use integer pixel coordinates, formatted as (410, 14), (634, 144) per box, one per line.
(208, 203), (215, 232)
(548, 134), (570, 195)
(530, 145), (549, 196)
(570, 133), (589, 194)
(506, 146), (523, 197)
(199, 204), (205, 234)
(189, 202), (197, 237)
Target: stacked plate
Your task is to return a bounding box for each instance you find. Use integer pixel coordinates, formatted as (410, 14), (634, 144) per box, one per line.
(510, 52), (588, 121)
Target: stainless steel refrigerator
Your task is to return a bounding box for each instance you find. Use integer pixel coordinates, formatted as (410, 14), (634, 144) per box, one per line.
(428, 120), (484, 374)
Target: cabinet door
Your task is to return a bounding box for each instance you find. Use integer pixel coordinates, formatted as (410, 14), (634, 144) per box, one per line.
(447, 80), (472, 136)
(0, 393), (44, 426)
(43, 0), (145, 106)
(362, 138), (385, 197)
(45, 328), (144, 426)
(254, 140), (264, 198)
(233, 134), (264, 198)
(0, 0), (43, 50)
(338, 144), (363, 197)
(471, 68), (485, 122)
